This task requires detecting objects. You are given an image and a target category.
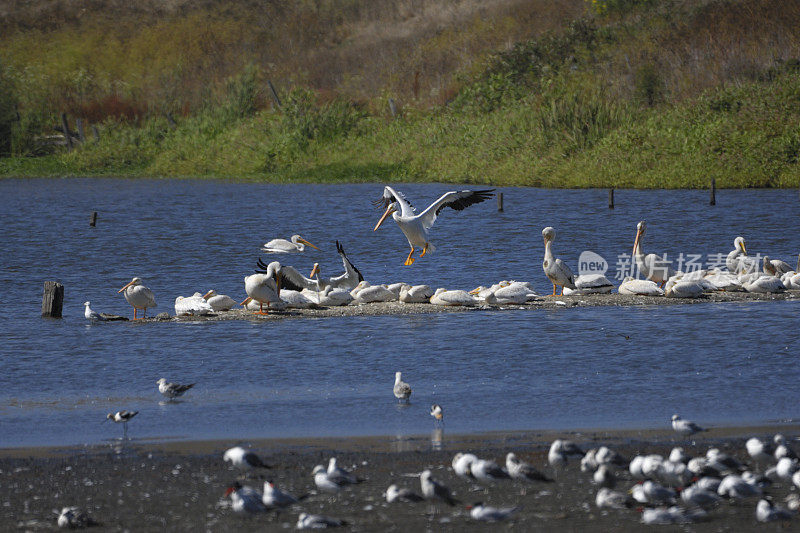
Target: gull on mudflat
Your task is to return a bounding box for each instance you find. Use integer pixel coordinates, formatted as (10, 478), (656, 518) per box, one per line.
(56, 506), (98, 528)
(506, 453), (553, 483)
(384, 484), (424, 503)
(420, 469), (459, 506)
(757, 497), (795, 523)
(595, 487), (632, 509)
(296, 512), (349, 529)
(326, 457), (361, 485)
(262, 481), (306, 510)
(223, 446), (271, 473)
(470, 458), (511, 483)
(224, 482), (267, 513)
(671, 414), (707, 436)
(467, 502), (518, 522)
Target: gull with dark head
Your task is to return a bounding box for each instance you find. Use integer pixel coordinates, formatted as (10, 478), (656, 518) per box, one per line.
(373, 186), (494, 266)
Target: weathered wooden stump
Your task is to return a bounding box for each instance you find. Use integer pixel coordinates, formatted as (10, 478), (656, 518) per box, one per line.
(497, 192), (504, 212)
(710, 178), (716, 206)
(90, 211), (97, 227)
(609, 188), (615, 209)
(41, 281), (64, 318)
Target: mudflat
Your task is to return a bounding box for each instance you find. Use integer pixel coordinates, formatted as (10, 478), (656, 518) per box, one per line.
(3, 425), (798, 531)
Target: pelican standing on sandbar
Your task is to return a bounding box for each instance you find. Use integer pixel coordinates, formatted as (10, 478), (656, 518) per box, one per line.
(117, 277), (156, 320)
(542, 227), (576, 296)
(243, 259), (282, 315)
(633, 221), (675, 287)
(373, 186), (494, 265)
(261, 234), (318, 253)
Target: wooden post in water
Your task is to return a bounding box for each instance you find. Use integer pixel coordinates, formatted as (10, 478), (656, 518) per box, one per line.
(41, 281), (64, 318)
(60, 113), (73, 151)
(608, 189), (615, 209)
(76, 118), (86, 143)
(497, 192), (504, 212)
(267, 80), (282, 109)
(90, 211), (97, 227)
(710, 178), (716, 206)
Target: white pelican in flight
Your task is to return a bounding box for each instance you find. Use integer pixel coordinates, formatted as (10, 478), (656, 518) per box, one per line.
(242, 259), (282, 314)
(261, 234), (318, 253)
(633, 221), (675, 287)
(542, 227), (576, 296)
(117, 277), (157, 320)
(279, 241), (363, 292)
(373, 186), (494, 265)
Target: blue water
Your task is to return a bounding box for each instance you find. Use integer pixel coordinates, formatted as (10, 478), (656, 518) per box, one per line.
(1, 178), (799, 447)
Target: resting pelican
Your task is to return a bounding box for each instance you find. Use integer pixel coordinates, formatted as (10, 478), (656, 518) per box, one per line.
(483, 281), (538, 304)
(350, 281), (395, 303)
(742, 275), (786, 293)
(175, 293), (213, 315)
(202, 290), (237, 311)
(665, 280), (706, 298)
(277, 290), (320, 309)
(280, 241), (364, 292)
(763, 256), (792, 276)
(307, 286), (353, 306)
(117, 277), (157, 320)
(633, 221), (675, 286)
(261, 234), (318, 253)
(399, 284), (434, 303)
(542, 227), (576, 296)
(373, 186), (494, 265)
(618, 277), (664, 296)
(563, 274), (614, 295)
(429, 288), (479, 306)
(243, 259), (282, 314)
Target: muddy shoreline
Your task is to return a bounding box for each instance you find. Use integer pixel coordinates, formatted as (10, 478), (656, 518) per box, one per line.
(115, 290), (800, 323)
(4, 425), (799, 531)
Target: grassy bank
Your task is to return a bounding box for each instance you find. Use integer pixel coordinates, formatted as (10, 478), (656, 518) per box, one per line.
(2, 0), (800, 187)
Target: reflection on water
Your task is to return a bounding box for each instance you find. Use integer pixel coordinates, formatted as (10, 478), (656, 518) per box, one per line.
(1, 179), (800, 447)
(431, 429), (444, 451)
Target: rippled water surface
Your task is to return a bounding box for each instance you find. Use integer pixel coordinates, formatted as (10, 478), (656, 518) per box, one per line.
(1, 178), (799, 447)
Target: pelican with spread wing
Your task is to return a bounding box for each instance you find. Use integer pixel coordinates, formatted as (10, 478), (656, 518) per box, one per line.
(279, 241), (364, 292)
(373, 186), (495, 265)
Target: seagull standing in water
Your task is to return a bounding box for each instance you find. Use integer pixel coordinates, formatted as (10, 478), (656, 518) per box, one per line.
(671, 414), (707, 436)
(393, 372), (412, 403)
(117, 277), (156, 320)
(156, 378), (195, 400)
(105, 410), (138, 439)
(83, 301), (106, 321)
(373, 186), (494, 266)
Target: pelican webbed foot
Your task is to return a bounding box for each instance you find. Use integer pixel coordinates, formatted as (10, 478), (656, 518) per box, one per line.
(404, 248), (416, 266)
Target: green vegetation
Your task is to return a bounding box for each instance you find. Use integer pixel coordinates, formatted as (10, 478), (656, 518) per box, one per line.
(1, 0), (800, 187)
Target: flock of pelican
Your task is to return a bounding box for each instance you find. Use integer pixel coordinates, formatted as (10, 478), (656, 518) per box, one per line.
(110, 186), (798, 319)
